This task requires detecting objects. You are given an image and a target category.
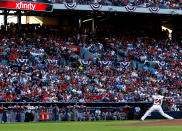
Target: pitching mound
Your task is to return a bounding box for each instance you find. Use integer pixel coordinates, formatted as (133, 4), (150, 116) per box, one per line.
(115, 119), (182, 126)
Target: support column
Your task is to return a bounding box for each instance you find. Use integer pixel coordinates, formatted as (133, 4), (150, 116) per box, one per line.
(17, 11), (21, 28)
(3, 10), (7, 31)
(17, 10), (21, 34)
(92, 18), (95, 34)
(79, 18), (81, 30)
(26, 16), (29, 24)
(172, 15), (177, 41)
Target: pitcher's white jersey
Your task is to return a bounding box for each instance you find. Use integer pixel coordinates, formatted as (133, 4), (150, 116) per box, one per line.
(152, 95), (164, 105)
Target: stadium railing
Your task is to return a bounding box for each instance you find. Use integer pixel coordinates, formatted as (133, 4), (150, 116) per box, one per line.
(0, 102), (181, 123)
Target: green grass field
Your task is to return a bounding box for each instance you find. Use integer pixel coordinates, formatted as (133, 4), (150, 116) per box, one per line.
(0, 120), (182, 131)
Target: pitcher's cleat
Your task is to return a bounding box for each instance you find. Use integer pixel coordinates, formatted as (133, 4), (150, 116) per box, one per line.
(169, 118), (175, 120)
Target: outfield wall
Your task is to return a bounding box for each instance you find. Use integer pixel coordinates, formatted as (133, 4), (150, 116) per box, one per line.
(147, 111), (182, 119)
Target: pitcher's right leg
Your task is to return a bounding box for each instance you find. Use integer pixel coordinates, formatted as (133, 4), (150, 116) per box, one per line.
(158, 106), (174, 120)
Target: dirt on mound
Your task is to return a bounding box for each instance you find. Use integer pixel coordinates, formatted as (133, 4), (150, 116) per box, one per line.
(115, 119), (182, 126)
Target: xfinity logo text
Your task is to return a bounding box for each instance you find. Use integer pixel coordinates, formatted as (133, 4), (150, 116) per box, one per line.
(16, 2), (36, 10)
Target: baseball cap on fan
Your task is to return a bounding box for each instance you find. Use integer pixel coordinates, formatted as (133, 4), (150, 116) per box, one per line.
(157, 90), (162, 95)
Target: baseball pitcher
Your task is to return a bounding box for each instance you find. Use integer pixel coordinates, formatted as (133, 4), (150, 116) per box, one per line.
(140, 90), (174, 121)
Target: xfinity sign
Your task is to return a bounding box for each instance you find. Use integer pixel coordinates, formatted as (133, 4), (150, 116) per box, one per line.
(16, 2), (36, 10)
(0, 1), (53, 12)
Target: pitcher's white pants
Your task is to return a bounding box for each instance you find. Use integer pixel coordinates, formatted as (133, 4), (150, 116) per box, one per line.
(141, 105), (174, 121)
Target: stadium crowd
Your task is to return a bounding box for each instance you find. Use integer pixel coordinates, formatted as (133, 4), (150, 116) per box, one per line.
(54, 0), (182, 9)
(81, 34), (182, 110)
(0, 24), (181, 112)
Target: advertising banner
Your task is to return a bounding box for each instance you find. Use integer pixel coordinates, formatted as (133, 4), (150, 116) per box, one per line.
(0, 0), (53, 12)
